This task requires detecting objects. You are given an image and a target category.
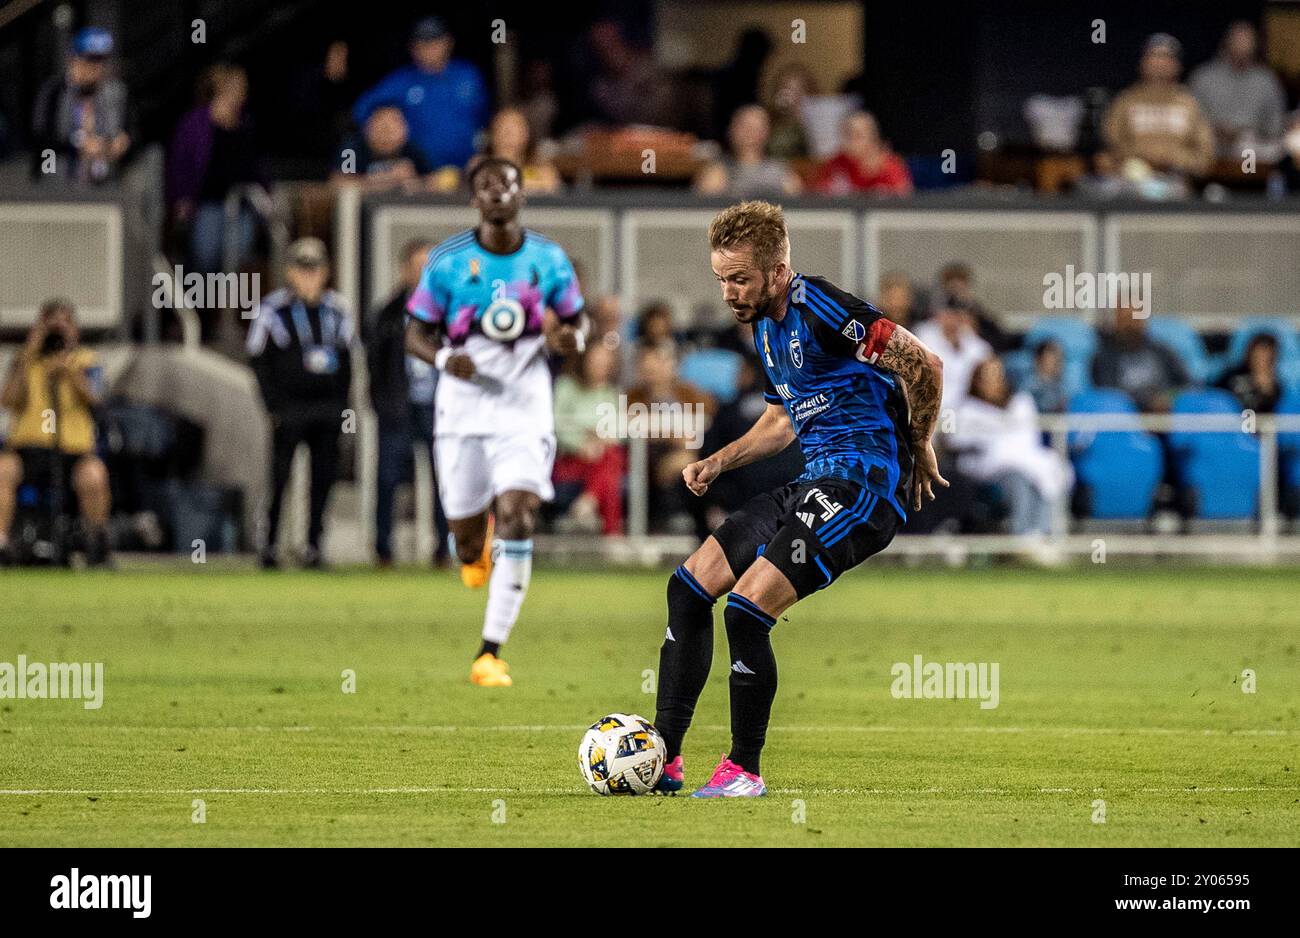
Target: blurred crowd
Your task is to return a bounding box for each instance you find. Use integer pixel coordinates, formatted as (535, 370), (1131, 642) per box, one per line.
(6, 13), (1300, 564)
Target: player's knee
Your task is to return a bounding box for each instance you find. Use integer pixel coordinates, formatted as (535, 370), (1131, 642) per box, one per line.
(682, 539), (735, 597)
(455, 535), (484, 564)
(495, 505), (537, 540)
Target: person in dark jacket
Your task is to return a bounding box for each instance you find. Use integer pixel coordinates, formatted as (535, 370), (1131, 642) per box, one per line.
(246, 238), (356, 569)
(365, 238), (450, 566)
(1091, 305), (1189, 412)
(31, 27), (133, 185)
(166, 63), (268, 275)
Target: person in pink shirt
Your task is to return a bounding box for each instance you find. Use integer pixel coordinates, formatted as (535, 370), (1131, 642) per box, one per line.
(815, 110), (913, 196)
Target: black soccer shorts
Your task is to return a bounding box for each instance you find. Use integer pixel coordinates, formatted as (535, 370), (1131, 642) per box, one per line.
(711, 476), (900, 601)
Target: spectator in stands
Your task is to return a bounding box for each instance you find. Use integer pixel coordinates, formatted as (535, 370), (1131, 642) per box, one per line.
(31, 27), (133, 185)
(938, 261), (1010, 352)
(585, 20), (674, 127)
(951, 358), (1072, 537)
(366, 239), (450, 567)
(0, 299), (111, 566)
(285, 39), (358, 170)
(695, 104), (801, 197)
(877, 270), (920, 330)
(352, 16), (488, 173)
(635, 301), (679, 358)
(552, 343), (625, 535)
(481, 107), (562, 194)
(913, 294), (993, 415)
(1102, 33), (1214, 187)
(814, 110), (912, 196)
(247, 239), (356, 569)
(1278, 109), (1300, 192)
(167, 64), (267, 275)
(710, 28), (774, 142)
(1022, 340), (1069, 414)
(625, 344), (717, 533)
(1217, 333), (1282, 414)
(766, 64), (815, 160)
(517, 59), (559, 144)
(1091, 305), (1189, 413)
(331, 104), (430, 193)
(1189, 21), (1286, 161)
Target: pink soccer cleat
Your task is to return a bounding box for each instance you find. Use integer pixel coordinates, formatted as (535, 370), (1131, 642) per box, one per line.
(691, 756), (766, 798)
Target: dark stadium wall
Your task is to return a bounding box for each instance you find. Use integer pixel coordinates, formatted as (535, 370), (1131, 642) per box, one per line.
(969, 0), (1270, 150)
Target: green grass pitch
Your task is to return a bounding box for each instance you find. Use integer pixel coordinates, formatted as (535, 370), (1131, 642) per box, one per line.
(2, 564), (1297, 847)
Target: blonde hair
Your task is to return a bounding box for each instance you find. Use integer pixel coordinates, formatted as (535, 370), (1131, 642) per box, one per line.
(708, 200), (789, 274)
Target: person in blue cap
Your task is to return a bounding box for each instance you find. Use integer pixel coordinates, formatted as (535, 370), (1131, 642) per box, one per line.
(351, 16), (488, 173)
(31, 27), (133, 184)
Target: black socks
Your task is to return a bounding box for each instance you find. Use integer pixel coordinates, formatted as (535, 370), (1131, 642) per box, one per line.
(477, 639), (501, 658)
(723, 594), (778, 776)
(654, 566), (716, 761)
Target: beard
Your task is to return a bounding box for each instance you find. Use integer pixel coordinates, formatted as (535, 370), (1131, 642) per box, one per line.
(730, 273), (776, 323)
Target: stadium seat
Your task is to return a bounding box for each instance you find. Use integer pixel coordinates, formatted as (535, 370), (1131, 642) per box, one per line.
(1023, 319), (1098, 367)
(678, 348), (743, 404)
(1146, 317), (1211, 386)
(1277, 389), (1300, 510)
(1169, 389), (1260, 519)
(1212, 317), (1300, 384)
(1066, 388), (1162, 519)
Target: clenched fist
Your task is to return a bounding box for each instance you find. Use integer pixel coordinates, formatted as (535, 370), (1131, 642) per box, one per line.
(682, 456), (722, 496)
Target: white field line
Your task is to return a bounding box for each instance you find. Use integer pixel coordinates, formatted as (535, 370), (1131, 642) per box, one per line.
(1, 786), (1297, 797)
(3, 724), (1296, 736)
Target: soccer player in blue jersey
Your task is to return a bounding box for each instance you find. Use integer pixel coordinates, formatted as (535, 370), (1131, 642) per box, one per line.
(654, 201), (947, 796)
(406, 157), (583, 687)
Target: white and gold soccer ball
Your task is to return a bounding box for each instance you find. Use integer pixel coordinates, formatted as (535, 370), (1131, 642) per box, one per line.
(577, 713), (666, 795)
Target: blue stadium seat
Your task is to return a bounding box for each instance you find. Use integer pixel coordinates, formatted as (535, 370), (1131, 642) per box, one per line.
(1169, 389), (1260, 519)
(1277, 388), (1300, 496)
(1146, 317), (1210, 386)
(1212, 317), (1300, 384)
(1024, 319), (1098, 367)
(1002, 348), (1034, 390)
(1067, 388), (1162, 519)
(678, 348), (742, 404)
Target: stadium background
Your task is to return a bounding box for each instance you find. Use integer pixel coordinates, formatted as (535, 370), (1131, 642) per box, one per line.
(2, 0), (1300, 566)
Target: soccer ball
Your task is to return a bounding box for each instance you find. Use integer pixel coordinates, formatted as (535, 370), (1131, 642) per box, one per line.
(577, 713), (666, 795)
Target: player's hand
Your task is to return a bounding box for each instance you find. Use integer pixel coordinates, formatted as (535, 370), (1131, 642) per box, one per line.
(445, 353), (476, 380)
(682, 456), (721, 497)
(911, 438), (949, 512)
(547, 323), (581, 354)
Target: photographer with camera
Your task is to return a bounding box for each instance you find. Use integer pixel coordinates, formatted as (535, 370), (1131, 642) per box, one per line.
(0, 298), (111, 566)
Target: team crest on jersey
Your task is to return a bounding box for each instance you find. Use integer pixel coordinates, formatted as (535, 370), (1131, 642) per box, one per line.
(842, 319), (866, 342)
(481, 296), (527, 342)
(788, 336), (804, 369)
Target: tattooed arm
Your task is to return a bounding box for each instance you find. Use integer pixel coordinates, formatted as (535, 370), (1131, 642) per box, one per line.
(875, 325), (949, 511)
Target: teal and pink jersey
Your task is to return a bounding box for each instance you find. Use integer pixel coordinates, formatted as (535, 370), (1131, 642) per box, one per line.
(407, 228), (583, 345)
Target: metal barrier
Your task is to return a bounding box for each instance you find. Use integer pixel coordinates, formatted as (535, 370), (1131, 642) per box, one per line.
(333, 193), (1300, 562)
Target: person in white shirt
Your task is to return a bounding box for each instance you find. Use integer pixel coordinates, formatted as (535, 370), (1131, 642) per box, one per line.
(950, 358), (1072, 536)
(912, 294), (993, 417)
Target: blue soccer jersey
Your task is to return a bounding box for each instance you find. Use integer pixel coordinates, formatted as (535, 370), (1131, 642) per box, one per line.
(754, 274), (913, 520)
(406, 228), (582, 343)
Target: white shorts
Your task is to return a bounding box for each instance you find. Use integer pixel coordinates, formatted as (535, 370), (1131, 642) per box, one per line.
(434, 433), (556, 521)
